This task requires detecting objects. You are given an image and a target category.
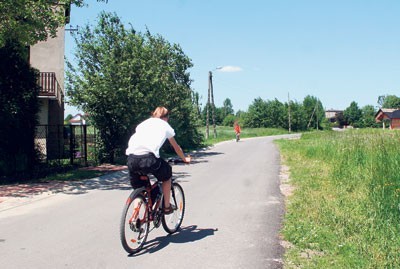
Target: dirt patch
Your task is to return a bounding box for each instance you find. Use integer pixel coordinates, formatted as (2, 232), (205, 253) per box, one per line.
(279, 164), (295, 198)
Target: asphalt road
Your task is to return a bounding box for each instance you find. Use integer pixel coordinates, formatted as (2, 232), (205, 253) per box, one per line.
(0, 135), (299, 269)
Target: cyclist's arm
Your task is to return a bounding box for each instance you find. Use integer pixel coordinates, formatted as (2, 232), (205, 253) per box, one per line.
(168, 137), (190, 163)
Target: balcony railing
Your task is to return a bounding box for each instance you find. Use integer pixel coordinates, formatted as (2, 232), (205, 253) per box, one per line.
(38, 72), (62, 100)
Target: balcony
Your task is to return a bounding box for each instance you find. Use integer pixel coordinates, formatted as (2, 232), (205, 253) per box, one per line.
(38, 72), (63, 101)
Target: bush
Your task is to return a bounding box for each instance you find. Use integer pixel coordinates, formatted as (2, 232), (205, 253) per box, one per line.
(0, 39), (40, 180)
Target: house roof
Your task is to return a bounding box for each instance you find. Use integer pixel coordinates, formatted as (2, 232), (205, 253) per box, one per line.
(69, 113), (87, 125)
(375, 108), (400, 122)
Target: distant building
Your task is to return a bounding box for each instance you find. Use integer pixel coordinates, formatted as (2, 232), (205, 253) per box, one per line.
(325, 109), (343, 122)
(375, 108), (400, 129)
(69, 114), (87, 125)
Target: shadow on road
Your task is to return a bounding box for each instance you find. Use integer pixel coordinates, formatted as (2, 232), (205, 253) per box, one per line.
(0, 149), (224, 199)
(188, 151), (224, 165)
(129, 225), (218, 257)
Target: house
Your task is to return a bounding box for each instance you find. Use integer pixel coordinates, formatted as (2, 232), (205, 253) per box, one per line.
(325, 109), (343, 123)
(69, 114), (87, 125)
(31, 4), (70, 160)
(375, 108), (400, 129)
(30, 27), (67, 127)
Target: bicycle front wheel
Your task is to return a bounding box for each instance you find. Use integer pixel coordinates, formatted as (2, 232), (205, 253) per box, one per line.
(119, 189), (149, 254)
(162, 182), (185, 234)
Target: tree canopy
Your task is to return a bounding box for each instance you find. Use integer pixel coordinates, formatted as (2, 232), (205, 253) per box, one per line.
(66, 12), (202, 162)
(344, 101), (362, 127)
(0, 0), (106, 47)
(378, 95), (400, 109)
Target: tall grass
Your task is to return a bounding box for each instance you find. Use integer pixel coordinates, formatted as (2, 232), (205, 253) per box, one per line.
(276, 129), (400, 268)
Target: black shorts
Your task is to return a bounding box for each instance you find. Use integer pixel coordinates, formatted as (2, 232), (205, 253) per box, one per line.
(127, 153), (172, 189)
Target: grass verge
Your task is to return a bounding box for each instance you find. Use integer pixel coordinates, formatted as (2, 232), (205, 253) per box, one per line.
(275, 129), (400, 268)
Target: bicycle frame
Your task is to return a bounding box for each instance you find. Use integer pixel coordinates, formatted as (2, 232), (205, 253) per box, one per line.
(120, 173), (185, 254)
(127, 175), (163, 228)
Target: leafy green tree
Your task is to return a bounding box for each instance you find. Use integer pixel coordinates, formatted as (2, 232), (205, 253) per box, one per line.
(343, 101), (362, 127)
(0, 39), (40, 178)
(243, 97), (268, 127)
(335, 112), (346, 128)
(64, 114), (73, 125)
(377, 95), (400, 109)
(66, 12), (201, 162)
(361, 105), (379, 128)
(222, 114), (236, 127)
(201, 104), (225, 126)
(236, 110), (245, 118)
(264, 98), (286, 128)
(222, 98), (234, 117)
(0, 0), (106, 47)
(285, 100), (308, 131)
(303, 95), (324, 129)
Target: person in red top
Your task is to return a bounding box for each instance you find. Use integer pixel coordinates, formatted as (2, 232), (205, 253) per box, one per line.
(234, 121), (241, 142)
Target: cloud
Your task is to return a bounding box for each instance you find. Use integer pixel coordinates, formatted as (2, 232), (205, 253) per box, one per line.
(217, 66), (243, 72)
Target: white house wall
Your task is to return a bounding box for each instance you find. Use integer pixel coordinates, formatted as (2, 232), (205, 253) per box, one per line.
(29, 27), (65, 89)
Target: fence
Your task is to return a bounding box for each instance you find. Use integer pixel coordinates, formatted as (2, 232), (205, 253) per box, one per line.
(35, 124), (98, 166)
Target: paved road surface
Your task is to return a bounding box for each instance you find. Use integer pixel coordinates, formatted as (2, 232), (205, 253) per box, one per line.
(0, 135), (299, 269)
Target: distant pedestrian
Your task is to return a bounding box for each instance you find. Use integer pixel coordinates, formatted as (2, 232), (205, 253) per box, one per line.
(234, 121), (241, 142)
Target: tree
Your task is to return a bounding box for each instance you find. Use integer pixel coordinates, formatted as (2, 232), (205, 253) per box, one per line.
(0, 39), (40, 178)
(66, 12), (201, 162)
(285, 100), (308, 131)
(0, 0), (107, 47)
(264, 98), (286, 128)
(343, 101), (362, 127)
(377, 95), (400, 109)
(303, 95), (324, 129)
(243, 97), (268, 127)
(222, 98), (234, 118)
(360, 105), (378, 128)
(64, 114), (73, 125)
(222, 114), (236, 126)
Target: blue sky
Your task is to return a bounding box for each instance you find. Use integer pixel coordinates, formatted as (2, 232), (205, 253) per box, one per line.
(65, 0), (400, 116)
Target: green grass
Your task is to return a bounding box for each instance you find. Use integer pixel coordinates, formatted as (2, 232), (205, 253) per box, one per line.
(276, 129), (400, 268)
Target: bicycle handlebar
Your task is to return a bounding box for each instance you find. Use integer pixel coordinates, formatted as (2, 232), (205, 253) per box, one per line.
(167, 156), (191, 164)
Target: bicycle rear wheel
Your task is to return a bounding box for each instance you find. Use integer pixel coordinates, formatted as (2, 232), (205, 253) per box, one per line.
(162, 182), (185, 234)
(120, 189), (149, 254)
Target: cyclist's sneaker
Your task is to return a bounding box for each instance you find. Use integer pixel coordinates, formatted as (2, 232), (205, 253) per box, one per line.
(163, 205), (174, 215)
(131, 218), (142, 232)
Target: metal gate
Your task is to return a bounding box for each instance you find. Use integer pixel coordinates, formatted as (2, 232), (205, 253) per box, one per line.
(35, 125), (98, 166)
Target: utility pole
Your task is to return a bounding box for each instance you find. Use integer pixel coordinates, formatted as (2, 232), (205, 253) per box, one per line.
(288, 92), (291, 133)
(206, 72), (211, 139)
(209, 71), (217, 138)
(316, 100), (319, 130)
(307, 102), (317, 129)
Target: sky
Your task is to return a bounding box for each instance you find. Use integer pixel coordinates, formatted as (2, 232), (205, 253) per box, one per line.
(64, 0), (400, 116)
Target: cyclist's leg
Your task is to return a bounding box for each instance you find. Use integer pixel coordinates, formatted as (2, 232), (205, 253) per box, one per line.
(151, 158), (173, 213)
(162, 182), (185, 233)
(162, 179), (172, 210)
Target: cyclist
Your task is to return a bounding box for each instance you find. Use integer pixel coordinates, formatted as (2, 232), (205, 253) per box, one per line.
(234, 121), (241, 141)
(126, 106), (190, 214)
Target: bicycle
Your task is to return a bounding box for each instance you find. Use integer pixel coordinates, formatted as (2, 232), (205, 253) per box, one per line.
(235, 132), (240, 142)
(119, 163), (186, 254)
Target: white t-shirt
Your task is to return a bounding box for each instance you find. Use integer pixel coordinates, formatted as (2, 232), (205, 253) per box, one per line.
(125, 117), (175, 158)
